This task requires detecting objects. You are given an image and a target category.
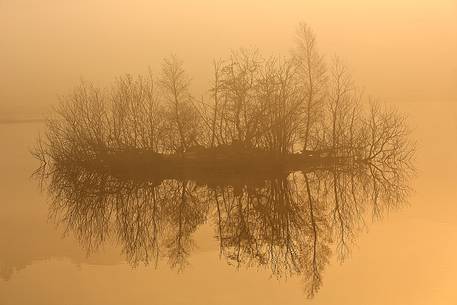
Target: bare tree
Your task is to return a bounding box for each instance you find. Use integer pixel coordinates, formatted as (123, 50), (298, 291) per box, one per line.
(159, 55), (200, 153)
(209, 59), (224, 148)
(109, 71), (163, 151)
(293, 23), (327, 152)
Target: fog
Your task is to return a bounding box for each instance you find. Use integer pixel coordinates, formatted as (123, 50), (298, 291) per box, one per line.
(1, 1), (457, 305)
(2, 0), (456, 116)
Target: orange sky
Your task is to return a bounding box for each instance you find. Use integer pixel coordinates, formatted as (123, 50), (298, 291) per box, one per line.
(1, 0), (456, 114)
(1, 3), (457, 304)
(1, 1), (457, 300)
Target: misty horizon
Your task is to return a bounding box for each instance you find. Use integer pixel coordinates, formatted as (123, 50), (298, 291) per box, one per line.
(1, 2), (457, 305)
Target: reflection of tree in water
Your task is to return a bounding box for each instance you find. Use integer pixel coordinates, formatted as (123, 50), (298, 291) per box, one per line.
(39, 157), (411, 297)
(29, 21), (416, 298)
(212, 174), (332, 297)
(46, 167), (210, 270)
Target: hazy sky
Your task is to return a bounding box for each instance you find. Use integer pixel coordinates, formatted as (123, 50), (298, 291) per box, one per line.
(1, 2), (457, 303)
(1, 0), (456, 113)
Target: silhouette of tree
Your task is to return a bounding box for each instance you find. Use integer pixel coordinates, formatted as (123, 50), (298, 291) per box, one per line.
(159, 55), (201, 153)
(31, 22), (416, 299)
(293, 22), (327, 152)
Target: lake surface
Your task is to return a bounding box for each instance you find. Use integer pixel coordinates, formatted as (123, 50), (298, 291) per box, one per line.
(1, 101), (456, 305)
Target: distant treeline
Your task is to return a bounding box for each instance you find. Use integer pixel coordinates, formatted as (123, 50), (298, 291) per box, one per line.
(33, 23), (414, 173)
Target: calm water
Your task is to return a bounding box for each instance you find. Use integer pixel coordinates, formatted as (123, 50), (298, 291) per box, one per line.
(1, 101), (456, 305)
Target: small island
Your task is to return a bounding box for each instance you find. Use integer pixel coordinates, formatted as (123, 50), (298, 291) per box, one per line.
(33, 24), (414, 187)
